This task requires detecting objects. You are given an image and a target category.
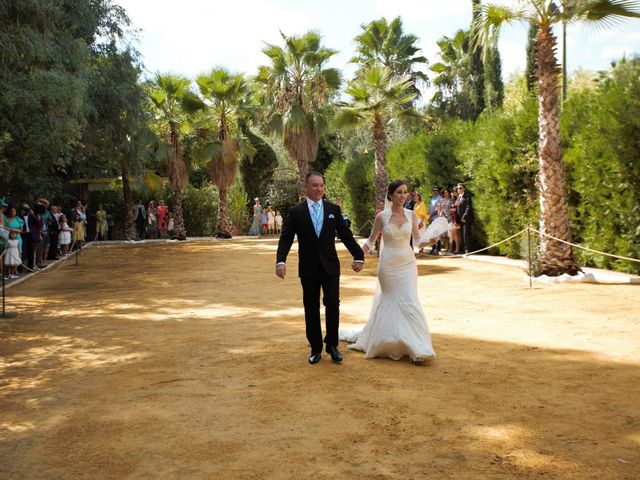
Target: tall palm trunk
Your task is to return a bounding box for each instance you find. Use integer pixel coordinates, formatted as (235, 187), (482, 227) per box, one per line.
(172, 190), (186, 240)
(284, 120), (319, 197)
(535, 26), (579, 275)
(121, 158), (136, 240)
(373, 113), (389, 207)
(168, 128), (188, 240)
(216, 186), (232, 238)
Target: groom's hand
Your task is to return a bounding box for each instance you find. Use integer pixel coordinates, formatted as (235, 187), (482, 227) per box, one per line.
(352, 261), (364, 272)
(276, 263), (286, 279)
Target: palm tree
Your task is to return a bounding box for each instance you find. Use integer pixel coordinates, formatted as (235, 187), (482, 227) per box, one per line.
(335, 66), (419, 206)
(193, 68), (256, 238)
(430, 29), (474, 119)
(474, 0), (640, 276)
(256, 30), (341, 194)
(147, 74), (196, 240)
(351, 16), (428, 97)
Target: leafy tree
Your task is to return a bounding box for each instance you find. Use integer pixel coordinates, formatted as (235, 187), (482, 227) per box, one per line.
(256, 31), (341, 194)
(76, 44), (148, 240)
(0, 0), (130, 198)
(192, 68), (255, 238)
(473, 0), (640, 275)
(335, 66), (419, 206)
(562, 57), (640, 274)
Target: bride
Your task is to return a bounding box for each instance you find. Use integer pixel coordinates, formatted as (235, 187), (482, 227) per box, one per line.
(344, 180), (436, 362)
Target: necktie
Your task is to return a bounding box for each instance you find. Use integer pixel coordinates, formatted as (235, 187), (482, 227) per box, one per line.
(312, 202), (322, 236)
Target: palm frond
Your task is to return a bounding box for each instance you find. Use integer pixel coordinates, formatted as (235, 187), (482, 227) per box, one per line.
(575, 0), (640, 28)
(334, 108), (366, 129)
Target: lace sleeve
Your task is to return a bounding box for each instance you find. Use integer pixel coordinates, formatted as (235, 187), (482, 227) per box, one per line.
(363, 212), (384, 252)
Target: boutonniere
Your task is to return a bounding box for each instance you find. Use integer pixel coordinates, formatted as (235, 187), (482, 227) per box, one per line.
(328, 213), (335, 219)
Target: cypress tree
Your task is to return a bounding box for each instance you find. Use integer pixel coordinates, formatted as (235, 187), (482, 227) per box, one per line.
(525, 23), (538, 92)
(469, 0), (486, 119)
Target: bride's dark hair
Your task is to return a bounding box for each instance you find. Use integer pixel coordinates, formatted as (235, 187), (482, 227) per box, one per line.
(386, 180), (407, 200)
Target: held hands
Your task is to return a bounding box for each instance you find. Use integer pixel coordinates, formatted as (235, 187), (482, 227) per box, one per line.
(275, 264), (286, 279)
(352, 261), (364, 272)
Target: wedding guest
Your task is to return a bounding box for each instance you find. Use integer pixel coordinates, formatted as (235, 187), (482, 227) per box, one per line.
(449, 191), (461, 254)
(248, 198), (261, 236)
(133, 198), (146, 240)
(413, 192), (428, 255)
(428, 186), (443, 255)
(47, 205), (61, 260)
(94, 203), (108, 241)
(456, 183), (473, 253)
(3, 231), (22, 279)
(59, 215), (72, 255)
(72, 213), (85, 249)
(4, 207), (24, 266)
(267, 206), (275, 235)
(38, 198), (52, 264)
(157, 200), (169, 238)
(32, 202), (46, 269)
(0, 197), (8, 252)
(20, 204), (35, 271)
(147, 200), (158, 239)
(274, 210), (283, 235)
(261, 207), (268, 235)
(437, 188), (454, 253)
(167, 212), (175, 238)
(106, 212), (114, 240)
(404, 192), (415, 210)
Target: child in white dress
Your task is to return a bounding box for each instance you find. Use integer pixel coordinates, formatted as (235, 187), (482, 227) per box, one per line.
(274, 211), (283, 235)
(4, 232), (22, 279)
(59, 215), (73, 255)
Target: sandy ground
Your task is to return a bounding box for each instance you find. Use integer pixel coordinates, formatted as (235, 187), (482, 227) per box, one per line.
(0, 237), (639, 480)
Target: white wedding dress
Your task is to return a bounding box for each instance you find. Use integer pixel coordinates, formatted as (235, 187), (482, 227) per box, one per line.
(344, 208), (436, 362)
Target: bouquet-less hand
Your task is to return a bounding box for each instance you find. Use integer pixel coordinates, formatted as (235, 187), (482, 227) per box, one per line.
(276, 264), (286, 279)
(352, 261), (364, 272)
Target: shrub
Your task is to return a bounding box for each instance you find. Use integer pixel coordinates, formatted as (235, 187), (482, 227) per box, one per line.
(182, 183), (219, 236)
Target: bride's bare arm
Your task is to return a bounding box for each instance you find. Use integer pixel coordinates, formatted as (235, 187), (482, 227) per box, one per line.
(362, 213), (383, 254)
(411, 211), (421, 243)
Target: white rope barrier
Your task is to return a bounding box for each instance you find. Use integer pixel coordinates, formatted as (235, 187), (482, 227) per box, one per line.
(529, 226), (640, 264)
(440, 227), (529, 258)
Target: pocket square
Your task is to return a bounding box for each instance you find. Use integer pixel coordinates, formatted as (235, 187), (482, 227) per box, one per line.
(328, 213), (335, 219)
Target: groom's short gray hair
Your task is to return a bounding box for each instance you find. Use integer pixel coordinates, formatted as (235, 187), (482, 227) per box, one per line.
(305, 171), (324, 184)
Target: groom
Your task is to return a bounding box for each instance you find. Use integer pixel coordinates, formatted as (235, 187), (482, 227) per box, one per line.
(276, 172), (365, 365)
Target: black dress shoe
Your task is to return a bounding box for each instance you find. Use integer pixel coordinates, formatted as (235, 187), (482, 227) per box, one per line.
(326, 346), (343, 363)
(308, 352), (322, 365)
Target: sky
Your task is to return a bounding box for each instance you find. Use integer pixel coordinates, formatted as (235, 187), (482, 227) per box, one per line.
(116, 0), (640, 91)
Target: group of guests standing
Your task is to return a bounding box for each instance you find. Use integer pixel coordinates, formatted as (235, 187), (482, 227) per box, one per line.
(248, 198), (283, 236)
(405, 183), (473, 255)
(0, 197), (104, 279)
(132, 199), (174, 240)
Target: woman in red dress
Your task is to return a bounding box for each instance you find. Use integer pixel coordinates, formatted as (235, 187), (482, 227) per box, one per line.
(157, 200), (169, 238)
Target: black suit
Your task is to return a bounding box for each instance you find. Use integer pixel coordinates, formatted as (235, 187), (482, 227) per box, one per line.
(277, 199), (364, 353)
(457, 193), (473, 253)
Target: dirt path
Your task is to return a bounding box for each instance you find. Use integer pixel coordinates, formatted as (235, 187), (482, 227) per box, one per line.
(1, 238), (639, 479)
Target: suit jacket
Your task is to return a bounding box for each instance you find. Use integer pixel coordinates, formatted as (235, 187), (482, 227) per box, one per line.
(277, 200), (364, 278)
(457, 193), (472, 223)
